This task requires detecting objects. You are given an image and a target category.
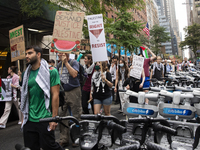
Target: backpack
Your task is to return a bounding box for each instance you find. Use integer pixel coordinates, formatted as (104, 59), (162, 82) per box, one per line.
(79, 63), (88, 88)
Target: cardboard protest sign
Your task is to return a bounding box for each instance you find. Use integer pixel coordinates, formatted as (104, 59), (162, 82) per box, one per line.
(0, 78), (12, 101)
(87, 14), (108, 62)
(51, 11), (85, 54)
(9, 25), (26, 62)
(130, 55), (144, 79)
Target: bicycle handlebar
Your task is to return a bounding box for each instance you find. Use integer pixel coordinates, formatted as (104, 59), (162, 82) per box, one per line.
(152, 123), (177, 135)
(107, 121), (126, 133)
(146, 142), (168, 150)
(39, 116), (79, 125)
(81, 114), (121, 124)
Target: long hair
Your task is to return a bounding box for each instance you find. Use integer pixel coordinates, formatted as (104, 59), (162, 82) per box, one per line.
(86, 54), (93, 65)
(10, 66), (18, 73)
(102, 61), (109, 72)
(118, 60), (128, 80)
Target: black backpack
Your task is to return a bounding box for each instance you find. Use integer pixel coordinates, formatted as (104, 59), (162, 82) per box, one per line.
(79, 63), (88, 88)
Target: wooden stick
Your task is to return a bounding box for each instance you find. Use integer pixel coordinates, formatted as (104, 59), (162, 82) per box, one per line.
(17, 60), (20, 71)
(88, 99), (93, 103)
(61, 62), (63, 75)
(100, 61), (103, 73)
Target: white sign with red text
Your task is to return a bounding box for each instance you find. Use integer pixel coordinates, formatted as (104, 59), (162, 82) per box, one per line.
(87, 14), (108, 62)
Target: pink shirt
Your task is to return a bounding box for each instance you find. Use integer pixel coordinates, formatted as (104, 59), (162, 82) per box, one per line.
(7, 74), (19, 101)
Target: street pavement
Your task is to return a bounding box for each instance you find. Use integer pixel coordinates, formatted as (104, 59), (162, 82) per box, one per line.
(0, 103), (125, 150)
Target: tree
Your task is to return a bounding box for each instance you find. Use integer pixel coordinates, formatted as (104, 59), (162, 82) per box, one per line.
(150, 24), (171, 56)
(179, 23), (200, 58)
(106, 7), (144, 58)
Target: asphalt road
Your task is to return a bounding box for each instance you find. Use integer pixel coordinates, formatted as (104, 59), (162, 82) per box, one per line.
(0, 103), (125, 150)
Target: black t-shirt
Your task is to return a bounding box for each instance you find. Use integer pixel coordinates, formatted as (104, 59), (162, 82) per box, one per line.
(92, 72), (112, 100)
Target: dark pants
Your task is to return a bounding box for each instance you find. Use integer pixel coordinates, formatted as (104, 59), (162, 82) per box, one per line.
(82, 90), (94, 114)
(112, 80), (120, 102)
(23, 121), (63, 150)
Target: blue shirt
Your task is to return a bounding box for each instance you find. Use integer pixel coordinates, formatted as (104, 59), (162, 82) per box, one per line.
(166, 64), (172, 73)
(59, 59), (80, 91)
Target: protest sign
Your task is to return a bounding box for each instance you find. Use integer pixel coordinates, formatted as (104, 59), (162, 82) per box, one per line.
(9, 25), (26, 62)
(87, 14), (108, 62)
(51, 11), (85, 54)
(0, 78), (12, 101)
(130, 55), (144, 79)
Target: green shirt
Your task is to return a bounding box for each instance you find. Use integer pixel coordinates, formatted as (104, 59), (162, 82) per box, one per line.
(28, 67), (60, 122)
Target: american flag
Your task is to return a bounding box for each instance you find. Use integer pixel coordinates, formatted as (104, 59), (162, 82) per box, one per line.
(143, 23), (150, 36)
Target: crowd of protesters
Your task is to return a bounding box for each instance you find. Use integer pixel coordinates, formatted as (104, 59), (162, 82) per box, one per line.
(0, 45), (195, 149)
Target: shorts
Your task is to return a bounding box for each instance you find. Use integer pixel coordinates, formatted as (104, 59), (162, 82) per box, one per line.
(141, 76), (150, 88)
(93, 96), (112, 105)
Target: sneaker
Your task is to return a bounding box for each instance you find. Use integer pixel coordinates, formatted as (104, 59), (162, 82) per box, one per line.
(0, 124), (6, 129)
(72, 143), (79, 147)
(118, 109), (123, 113)
(18, 122), (22, 125)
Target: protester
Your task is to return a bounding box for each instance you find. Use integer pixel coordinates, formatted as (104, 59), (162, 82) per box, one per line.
(114, 59), (129, 112)
(91, 62), (113, 116)
(110, 56), (120, 105)
(150, 56), (164, 81)
(20, 46), (63, 150)
(0, 66), (22, 129)
(139, 46), (156, 104)
(82, 54), (95, 114)
(50, 59), (55, 67)
(57, 53), (82, 147)
(182, 57), (190, 71)
(164, 59), (172, 76)
(123, 64), (145, 103)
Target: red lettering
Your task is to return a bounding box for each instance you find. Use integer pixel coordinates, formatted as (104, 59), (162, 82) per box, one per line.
(92, 43), (105, 48)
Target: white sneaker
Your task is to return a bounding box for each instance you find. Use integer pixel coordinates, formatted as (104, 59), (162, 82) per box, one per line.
(18, 122), (22, 125)
(0, 124), (6, 128)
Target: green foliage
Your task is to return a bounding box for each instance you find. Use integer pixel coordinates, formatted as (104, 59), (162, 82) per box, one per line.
(150, 24), (171, 56)
(179, 23), (200, 58)
(106, 9), (144, 56)
(19, 0), (44, 17)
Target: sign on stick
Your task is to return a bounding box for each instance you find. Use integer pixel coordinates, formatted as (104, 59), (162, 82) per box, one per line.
(130, 55), (144, 79)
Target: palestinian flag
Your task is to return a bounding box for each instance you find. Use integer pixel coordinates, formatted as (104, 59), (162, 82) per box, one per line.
(140, 46), (149, 58)
(0, 78), (6, 101)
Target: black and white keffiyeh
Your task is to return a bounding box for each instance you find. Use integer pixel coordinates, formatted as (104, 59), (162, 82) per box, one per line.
(92, 71), (106, 93)
(20, 59), (50, 129)
(84, 63), (95, 74)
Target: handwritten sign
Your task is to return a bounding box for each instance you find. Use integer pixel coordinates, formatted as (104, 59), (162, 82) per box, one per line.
(51, 11), (85, 53)
(9, 25), (25, 62)
(130, 55), (144, 79)
(87, 14), (108, 62)
(0, 78), (12, 101)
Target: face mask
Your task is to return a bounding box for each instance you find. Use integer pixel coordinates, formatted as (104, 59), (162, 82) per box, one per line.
(119, 64), (124, 67)
(95, 65), (100, 71)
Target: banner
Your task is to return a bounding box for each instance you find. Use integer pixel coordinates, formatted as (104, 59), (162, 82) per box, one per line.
(130, 55), (144, 79)
(87, 14), (108, 62)
(9, 25), (26, 62)
(0, 78), (12, 101)
(51, 11), (85, 53)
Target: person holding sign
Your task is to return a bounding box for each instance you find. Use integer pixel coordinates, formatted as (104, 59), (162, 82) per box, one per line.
(114, 60), (129, 112)
(20, 46), (63, 150)
(90, 62), (113, 116)
(0, 66), (22, 129)
(57, 53), (82, 148)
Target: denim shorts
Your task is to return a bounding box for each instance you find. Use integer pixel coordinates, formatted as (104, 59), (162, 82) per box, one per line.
(93, 96), (112, 105)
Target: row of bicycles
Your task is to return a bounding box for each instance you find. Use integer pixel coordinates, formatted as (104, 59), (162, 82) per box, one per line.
(15, 70), (200, 150)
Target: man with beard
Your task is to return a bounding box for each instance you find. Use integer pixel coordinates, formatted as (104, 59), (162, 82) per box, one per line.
(19, 46), (63, 150)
